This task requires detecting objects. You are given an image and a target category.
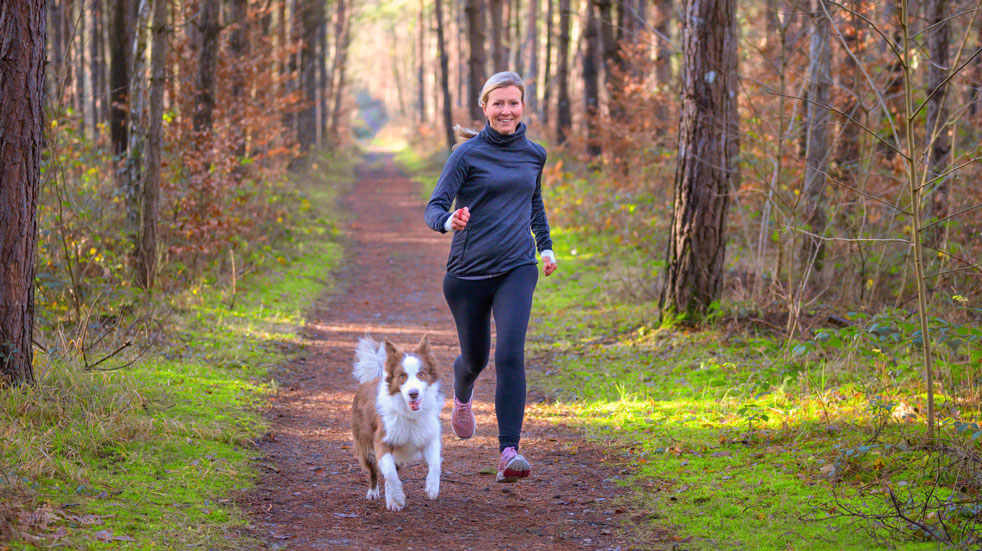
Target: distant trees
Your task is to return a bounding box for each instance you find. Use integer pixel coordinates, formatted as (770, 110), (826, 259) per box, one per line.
(0, 0), (45, 386)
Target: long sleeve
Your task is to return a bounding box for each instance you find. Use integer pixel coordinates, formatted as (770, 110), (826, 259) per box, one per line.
(424, 149), (469, 233)
(530, 163), (553, 253)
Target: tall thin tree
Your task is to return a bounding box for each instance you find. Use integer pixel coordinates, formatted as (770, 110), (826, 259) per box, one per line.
(193, 0), (221, 134)
(555, 0), (572, 143)
(435, 0), (455, 149)
(660, 0), (739, 320)
(0, 0), (45, 387)
(526, 0), (539, 116)
(465, 0), (487, 122)
(490, 0), (505, 70)
(925, 0), (950, 239)
(583, 1), (601, 156)
(109, 0), (131, 158)
(299, 0), (325, 149)
(800, 0), (831, 273)
(542, 0), (553, 124)
(135, 0), (167, 289)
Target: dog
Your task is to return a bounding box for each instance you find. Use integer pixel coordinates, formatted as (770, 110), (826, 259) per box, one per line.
(350, 335), (443, 511)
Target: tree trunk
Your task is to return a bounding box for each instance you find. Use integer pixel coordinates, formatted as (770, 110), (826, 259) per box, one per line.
(924, 0), (949, 240)
(229, 0), (249, 157)
(125, 0), (150, 245)
(0, 0), (45, 387)
(329, 0), (350, 144)
(801, 0), (831, 271)
(654, 0), (672, 87)
(555, 0), (572, 143)
(594, 0), (616, 91)
(193, 0), (221, 134)
(417, 0), (426, 124)
(109, 0), (130, 157)
(135, 0), (166, 289)
(490, 0), (505, 71)
(465, 0), (487, 122)
(512, 0), (522, 76)
(91, 0), (105, 136)
(317, 9), (328, 144)
(435, 0), (455, 150)
(542, 0), (553, 124)
(661, 0), (738, 321)
(77, 0), (87, 139)
(526, 0), (539, 116)
(583, 1), (601, 156)
(298, 0), (325, 149)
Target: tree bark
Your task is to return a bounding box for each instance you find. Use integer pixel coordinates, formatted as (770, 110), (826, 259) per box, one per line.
(125, 0), (150, 246)
(329, 0), (350, 144)
(465, 0), (487, 122)
(109, 0), (130, 157)
(0, 0), (45, 387)
(661, 0), (738, 321)
(298, 0), (325, 149)
(417, 0), (426, 124)
(229, 0), (249, 158)
(583, 1), (601, 156)
(490, 0), (505, 71)
(193, 0), (221, 135)
(924, 0), (949, 238)
(594, 0), (616, 91)
(542, 0), (553, 124)
(526, 0), (539, 116)
(801, 0), (831, 271)
(134, 0), (166, 289)
(91, 0), (105, 136)
(435, 0), (455, 150)
(555, 0), (572, 143)
(653, 0), (672, 87)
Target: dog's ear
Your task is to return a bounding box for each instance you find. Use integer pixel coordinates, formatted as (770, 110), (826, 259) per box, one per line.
(383, 339), (400, 381)
(415, 335), (440, 381)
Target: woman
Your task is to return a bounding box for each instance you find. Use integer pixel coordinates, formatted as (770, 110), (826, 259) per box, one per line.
(424, 71), (557, 483)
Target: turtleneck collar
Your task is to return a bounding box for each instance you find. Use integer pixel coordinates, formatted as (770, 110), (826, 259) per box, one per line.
(481, 121), (527, 146)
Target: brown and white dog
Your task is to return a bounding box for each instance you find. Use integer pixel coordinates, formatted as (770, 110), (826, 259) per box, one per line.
(350, 335), (443, 511)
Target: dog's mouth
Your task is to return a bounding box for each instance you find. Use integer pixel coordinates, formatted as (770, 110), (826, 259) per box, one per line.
(408, 399), (422, 411)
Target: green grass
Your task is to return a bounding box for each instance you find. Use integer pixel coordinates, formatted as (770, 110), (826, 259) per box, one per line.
(0, 150), (352, 550)
(527, 227), (982, 550)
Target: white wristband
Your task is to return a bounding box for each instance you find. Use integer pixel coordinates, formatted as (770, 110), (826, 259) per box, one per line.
(541, 250), (555, 263)
(444, 214), (454, 232)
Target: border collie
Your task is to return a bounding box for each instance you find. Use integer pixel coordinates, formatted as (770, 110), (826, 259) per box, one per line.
(350, 335), (443, 511)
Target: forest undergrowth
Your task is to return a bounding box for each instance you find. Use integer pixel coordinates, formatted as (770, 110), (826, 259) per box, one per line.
(0, 150), (351, 550)
(397, 126), (982, 549)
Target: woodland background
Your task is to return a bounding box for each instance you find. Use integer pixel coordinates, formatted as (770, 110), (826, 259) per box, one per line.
(1, 0), (982, 547)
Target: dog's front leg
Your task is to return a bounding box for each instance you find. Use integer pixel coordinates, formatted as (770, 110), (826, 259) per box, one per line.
(378, 452), (406, 511)
(423, 437), (441, 500)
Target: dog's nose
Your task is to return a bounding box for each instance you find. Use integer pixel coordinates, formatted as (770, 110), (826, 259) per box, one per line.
(408, 390), (419, 400)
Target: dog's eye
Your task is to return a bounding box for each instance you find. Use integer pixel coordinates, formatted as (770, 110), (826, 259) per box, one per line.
(399, 373), (407, 382)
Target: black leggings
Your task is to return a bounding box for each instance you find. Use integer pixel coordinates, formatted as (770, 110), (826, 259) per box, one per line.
(443, 264), (538, 452)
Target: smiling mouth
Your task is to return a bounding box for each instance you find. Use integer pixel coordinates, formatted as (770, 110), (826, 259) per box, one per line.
(409, 399), (422, 411)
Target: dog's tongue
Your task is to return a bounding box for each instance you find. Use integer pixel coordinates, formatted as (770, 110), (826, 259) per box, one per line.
(409, 400), (422, 411)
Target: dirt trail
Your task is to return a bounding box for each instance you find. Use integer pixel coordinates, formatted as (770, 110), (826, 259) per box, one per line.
(242, 152), (635, 551)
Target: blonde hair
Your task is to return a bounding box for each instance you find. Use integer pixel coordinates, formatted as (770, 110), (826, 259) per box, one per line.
(454, 71), (526, 146)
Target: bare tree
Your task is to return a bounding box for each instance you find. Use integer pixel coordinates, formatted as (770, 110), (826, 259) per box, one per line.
(134, 0), (167, 289)
(417, 0), (426, 123)
(661, 0), (739, 320)
(109, 0), (131, 158)
(299, 0), (325, 149)
(465, 0), (487, 122)
(193, 0), (221, 134)
(435, 0), (455, 149)
(525, 0), (539, 115)
(583, 1), (601, 156)
(556, 0), (572, 142)
(329, 0), (350, 143)
(490, 0), (505, 70)
(924, 0), (950, 238)
(800, 0), (831, 273)
(542, 0), (553, 124)
(0, 0), (45, 387)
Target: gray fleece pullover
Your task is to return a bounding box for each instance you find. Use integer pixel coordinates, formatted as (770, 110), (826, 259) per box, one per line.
(424, 122), (553, 277)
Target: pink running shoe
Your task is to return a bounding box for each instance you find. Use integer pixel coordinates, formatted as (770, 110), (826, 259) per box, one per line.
(496, 447), (530, 482)
(451, 392), (475, 439)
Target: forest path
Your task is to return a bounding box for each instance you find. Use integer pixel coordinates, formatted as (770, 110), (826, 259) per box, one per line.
(242, 152), (633, 551)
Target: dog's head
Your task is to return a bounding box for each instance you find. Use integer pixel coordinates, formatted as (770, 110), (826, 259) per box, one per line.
(383, 335), (439, 412)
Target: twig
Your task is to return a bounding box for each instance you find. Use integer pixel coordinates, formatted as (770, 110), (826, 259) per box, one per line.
(789, 227), (910, 245)
(84, 341), (133, 371)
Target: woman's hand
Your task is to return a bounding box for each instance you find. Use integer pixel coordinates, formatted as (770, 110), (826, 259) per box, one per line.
(450, 207), (470, 231)
(543, 257), (557, 277)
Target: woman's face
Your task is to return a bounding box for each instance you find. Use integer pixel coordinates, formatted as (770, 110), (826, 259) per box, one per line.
(483, 86), (524, 135)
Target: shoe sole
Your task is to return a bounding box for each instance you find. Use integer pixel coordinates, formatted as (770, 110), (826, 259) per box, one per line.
(496, 455), (530, 483)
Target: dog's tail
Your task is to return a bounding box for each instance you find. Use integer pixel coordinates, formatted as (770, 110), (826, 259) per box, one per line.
(353, 335), (386, 383)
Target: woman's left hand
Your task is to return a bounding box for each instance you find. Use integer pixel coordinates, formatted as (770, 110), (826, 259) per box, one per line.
(543, 257), (557, 277)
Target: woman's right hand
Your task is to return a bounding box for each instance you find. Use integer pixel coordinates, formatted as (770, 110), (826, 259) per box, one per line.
(451, 207), (470, 231)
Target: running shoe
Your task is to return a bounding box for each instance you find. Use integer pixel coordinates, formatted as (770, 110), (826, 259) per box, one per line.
(496, 446), (530, 482)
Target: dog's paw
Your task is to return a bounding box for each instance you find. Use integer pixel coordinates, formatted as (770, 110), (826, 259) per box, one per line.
(425, 477), (440, 500)
(385, 482), (406, 511)
(366, 487), (380, 500)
